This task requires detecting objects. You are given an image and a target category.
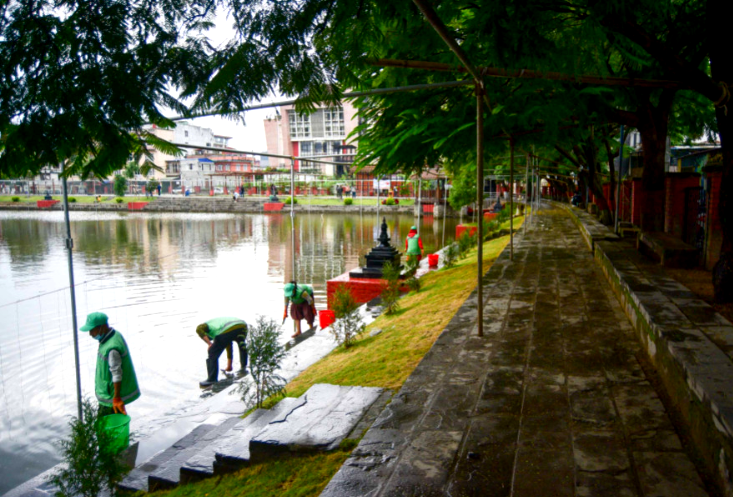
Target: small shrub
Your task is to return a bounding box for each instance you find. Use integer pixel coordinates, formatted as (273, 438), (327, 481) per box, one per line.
(406, 276), (421, 293)
(235, 316), (287, 409)
(496, 208), (510, 223)
(68, 197), (77, 203)
(115, 198), (123, 204)
(383, 197), (396, 206)
(344, 198), (353, 206)
(443, 243), (458, 269)
(283, 196), (297, 205)
(330, 286), (365, 348)
(380, 261), (402, 315)
(11, 196), (20, 202)
(404, 256), (420, 277)
(457, 232), (473, 259)
(50, 398), (128, 497)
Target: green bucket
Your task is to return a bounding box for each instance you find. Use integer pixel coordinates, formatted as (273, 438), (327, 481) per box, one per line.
(100, 414), (130, 454)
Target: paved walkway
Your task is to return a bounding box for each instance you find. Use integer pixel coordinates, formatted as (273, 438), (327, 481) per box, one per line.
(321, 207), (711, 497)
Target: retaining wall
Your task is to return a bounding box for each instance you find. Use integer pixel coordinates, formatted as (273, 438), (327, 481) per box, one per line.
(559, 201), (733, 496)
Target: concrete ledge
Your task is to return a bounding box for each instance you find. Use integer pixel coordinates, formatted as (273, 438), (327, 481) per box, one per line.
(638, 231), (699, 268)
(560, 200), (733, 495)
(556, 202), (619, 251)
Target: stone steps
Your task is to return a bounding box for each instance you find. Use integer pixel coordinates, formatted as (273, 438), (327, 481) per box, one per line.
(179, 397), (305, 483)
(117, 384), (384, 493)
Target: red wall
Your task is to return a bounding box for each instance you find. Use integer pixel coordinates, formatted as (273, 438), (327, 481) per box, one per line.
(664, 174), (701, 239)
(706, 169), (723, 270)
(631, 179), (642, 226)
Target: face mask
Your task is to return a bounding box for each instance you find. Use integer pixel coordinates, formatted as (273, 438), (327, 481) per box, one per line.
(92, 332), (104, 341)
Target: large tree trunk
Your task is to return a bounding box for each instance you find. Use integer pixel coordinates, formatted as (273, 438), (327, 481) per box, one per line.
(635, 89), (675, 233)
(709, 0), (733, 302)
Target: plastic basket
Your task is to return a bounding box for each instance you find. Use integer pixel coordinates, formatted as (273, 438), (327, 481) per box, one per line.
(100, 414), (130, 454)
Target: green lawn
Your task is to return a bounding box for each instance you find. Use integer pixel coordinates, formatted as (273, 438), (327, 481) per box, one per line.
(0, 195), (152, 204)
(293, 197), (415, 206)
(144, 216), (523, 497)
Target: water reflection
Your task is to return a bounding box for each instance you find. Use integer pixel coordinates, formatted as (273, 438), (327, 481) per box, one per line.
(0, 210), (458, 493)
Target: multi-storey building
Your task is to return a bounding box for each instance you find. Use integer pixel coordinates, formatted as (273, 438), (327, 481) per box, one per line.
(263, 103), (358, 177)
(145, 122), (232, 179)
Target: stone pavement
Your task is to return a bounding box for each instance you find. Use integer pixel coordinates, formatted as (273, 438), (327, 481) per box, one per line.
(321, 207), (711, 497)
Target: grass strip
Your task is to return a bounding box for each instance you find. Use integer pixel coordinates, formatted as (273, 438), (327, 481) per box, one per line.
(144, 218), (521, 497)
(0, 195), (152, 204)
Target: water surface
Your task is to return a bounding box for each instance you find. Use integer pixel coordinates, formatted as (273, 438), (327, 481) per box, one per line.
(0, 210), (457, 494)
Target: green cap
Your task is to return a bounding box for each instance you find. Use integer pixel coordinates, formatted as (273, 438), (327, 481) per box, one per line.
(284, 283), (295, 296)
(410, 226), (417, 230)
(80, 312), (108, 331)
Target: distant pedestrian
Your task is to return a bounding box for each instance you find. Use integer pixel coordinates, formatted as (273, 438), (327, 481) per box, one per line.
(80, 312), (140, 416)
(157, 184), (162, 196)
(233, 190), (239, 202)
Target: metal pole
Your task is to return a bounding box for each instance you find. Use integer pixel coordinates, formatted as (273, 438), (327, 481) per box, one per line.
(442, 177), (447, 248)
(62, 171), (83, 421)
(476, 83), (484, 338)
(510, 138), (514, 260)
(290, 159), (297, 334)
(417, 178), (422, 234)
(614, 125), (625, 234)
(524, 155), (530, 235)
(376, 175), (381, 242)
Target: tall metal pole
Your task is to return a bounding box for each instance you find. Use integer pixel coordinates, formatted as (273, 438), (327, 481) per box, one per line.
(509, 138), (514, 261)
(476, 83), (484, 338)
(417, 177), (422, 234)
(290, 158), (297, 334)
(442, 177), (447, 248)
(62, 170), (83, 421)
(614, 125), (626, 234)
(376, 175), (381, 241)
(524, 155), (530, 235)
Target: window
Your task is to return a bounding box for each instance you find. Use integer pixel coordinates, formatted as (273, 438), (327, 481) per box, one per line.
(300, 141), (313, 157)
(324, 107), (345, 137)
(289, 112), (311, 138)
(184, 131), (189, 137)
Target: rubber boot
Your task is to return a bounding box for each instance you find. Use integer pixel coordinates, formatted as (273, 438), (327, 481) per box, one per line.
(237, 342), (248, 375)
(199, 358), (218, 387)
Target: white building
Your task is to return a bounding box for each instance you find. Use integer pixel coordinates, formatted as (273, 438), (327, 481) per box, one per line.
(145, 122), (231, 179)
(263, 103), (358, 177)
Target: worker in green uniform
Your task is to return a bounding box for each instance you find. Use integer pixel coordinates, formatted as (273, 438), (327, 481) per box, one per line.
(283, 281), (316, 338)
(405, 225), (424, 263)
(196, 317), (248, 388)
(80, 312), (140, 416)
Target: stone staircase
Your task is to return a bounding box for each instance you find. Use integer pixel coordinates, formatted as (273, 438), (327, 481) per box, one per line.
(118, 384), (388, 493)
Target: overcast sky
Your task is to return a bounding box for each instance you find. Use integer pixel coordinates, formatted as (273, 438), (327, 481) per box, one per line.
(176, 8), (282, 154)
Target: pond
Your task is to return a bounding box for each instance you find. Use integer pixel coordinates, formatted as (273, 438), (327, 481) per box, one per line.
(0, 210), (459, 494)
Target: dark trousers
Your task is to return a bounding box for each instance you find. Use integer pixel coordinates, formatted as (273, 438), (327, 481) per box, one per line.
(206, 329), (247, 382)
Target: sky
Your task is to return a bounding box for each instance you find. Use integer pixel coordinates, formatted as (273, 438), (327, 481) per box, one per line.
(173, 8), (283, 154)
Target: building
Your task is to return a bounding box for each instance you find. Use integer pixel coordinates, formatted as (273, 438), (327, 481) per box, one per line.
(145, 122), (232, 179)
(166, 153), (261, 191)
(263, 103), (358, 177)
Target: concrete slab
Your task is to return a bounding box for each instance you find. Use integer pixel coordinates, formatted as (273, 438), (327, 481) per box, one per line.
(249, 384), (383, 460)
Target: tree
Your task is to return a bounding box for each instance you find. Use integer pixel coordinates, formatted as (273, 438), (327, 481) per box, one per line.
(113, 175), (127, 197)
(50, 398), (128, 497)
(329, 286), (365, 348)
(236, 316), (287, 409)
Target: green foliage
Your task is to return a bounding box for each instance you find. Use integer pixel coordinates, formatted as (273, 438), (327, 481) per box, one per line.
(113, 175), (127, 197)
(406, 276), (421, 293)
(329, 286), (365, 348)
(404, 256), (420, 277)
(50, 398), (128, 497)
(457, 232), (473, 259)
(115, 198), (124, 204)
(384, 197), (396, 206)
(380, 261), (402, 315)
(236, 317), (287, 409)
(343, 198), (353, 206)
(68, 197), (77, 203)
(283, 197), (297, 205)
(442, 243), (459, 269)
(11, 196), (20, 202)
(146, 179), (160, 192)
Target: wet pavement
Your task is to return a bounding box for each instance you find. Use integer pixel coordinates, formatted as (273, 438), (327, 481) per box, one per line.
(321, 207), (710, 497)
